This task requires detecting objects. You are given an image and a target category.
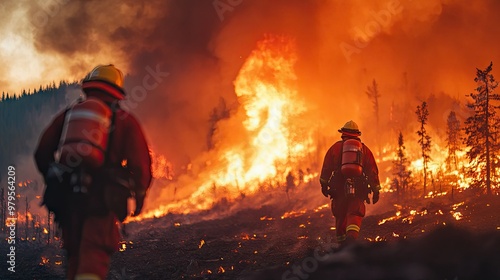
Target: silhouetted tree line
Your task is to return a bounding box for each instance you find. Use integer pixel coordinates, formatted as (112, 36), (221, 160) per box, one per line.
(0, 81), (79, 174)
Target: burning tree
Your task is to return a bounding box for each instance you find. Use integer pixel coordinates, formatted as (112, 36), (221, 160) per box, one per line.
(392, 132), (412, 200)
(366, 79), (381, 155)
(416, 101), (431, 197)
(463, 62), (500, 195)
(446, 111), (461, 171)
(208, 97), (231, 150)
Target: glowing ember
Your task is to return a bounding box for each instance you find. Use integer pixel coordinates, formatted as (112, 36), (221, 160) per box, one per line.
(174, 222), (181, 227)
(198, 239), (205, 249)
(43, 228), (48, 234)
(378, 211), (401, 225)
(281, 209), (307, 219)
(313, 204), (329, 212)
(425, 191), (448, 198)
(119, 243), (127, 252)
(452, 202), (465, 210)
(366, 236), (386, 242)
(18, 180), (33, 187)
(452, 212), (463, 220)
(39, 257), (49, 265)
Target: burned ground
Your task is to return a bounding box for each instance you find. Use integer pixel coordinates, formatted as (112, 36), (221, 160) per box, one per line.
(1, 190), (499, 280)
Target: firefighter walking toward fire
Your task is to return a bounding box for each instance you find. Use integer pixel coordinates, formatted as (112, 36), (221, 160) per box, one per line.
(319, 120), (381, 246)
(34, 65), (152, 280)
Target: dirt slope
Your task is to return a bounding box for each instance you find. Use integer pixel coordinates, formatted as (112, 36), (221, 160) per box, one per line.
(1, 190), (499, 279)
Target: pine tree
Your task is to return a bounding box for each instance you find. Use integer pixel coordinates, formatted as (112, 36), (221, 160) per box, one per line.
(446, 111), (461, 170)
(463, 62), (500, 195)
(392, 132), (411, 200)
(366, 79), (381, 155)
(366, 79), (381, 127)
(416, 101), (431, 197)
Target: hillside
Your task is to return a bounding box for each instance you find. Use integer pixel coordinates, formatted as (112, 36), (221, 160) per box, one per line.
(1, 188), (499, 280)
(0, 82), (79, 175)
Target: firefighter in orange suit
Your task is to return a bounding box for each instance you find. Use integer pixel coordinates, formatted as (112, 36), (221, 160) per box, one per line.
(34, 65), (152, 280)
(319, 121), (380, 245)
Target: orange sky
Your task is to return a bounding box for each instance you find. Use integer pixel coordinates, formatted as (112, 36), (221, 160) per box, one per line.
(2, 0), (500, 170)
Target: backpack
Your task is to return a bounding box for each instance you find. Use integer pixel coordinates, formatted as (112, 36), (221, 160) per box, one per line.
(43, 98), (133, 223)
(339, 139), (369, 198)
(58, 97), (113, 169)
(341, 139), (363, 177)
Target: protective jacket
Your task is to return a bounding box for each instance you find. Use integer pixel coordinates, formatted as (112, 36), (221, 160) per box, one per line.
(34, 92), (152, 280)
(319, 136), (380, 198)
(319, 135), (380, 244)
(34, 99), (152, 201)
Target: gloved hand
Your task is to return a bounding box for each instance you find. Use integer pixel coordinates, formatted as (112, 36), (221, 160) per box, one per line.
(372, 190), (380, 204)
(133, 191), (146, 216)
(321, 184), (330, 198)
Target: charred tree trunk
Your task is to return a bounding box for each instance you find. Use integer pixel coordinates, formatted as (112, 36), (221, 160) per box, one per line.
(47, 212), (51, 244)
(25, 196), (29, 240)
(485, 81), (492, 195)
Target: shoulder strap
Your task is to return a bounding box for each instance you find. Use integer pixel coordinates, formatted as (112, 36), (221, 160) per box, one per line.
(103, 102), (119, 166)
(56, 100), (83, 161)
(360, 143), (368, 179)
(331, 140), (344, 175)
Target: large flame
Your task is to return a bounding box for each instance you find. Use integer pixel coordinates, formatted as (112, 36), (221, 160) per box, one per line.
(135, 35), (315, 220)
(201, 35), (309, 192)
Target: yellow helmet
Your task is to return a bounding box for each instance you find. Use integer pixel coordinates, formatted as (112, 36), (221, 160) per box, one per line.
(338, 120), (361, 136)
(82, 64), (125, 100)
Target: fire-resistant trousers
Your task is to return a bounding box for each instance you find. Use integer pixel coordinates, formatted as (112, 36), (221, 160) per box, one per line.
(62, 211), (121, 280)
(331, 196), (366, 243)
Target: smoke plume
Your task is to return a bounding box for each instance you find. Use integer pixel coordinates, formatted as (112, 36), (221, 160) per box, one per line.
(3, 0), (500, 212)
